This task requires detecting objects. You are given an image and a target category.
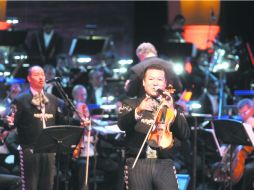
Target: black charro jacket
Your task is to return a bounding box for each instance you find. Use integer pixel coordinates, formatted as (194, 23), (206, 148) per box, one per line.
(13, 90), (79, 147)
(118, 97), (190, 159)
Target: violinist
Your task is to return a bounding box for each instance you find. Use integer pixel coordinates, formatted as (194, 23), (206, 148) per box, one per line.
(71, 84), (95, 190)
(118, 64), (190, 190)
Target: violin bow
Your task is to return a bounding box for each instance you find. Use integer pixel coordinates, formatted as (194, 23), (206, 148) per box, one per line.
(79, 104), (91, 190)
(85, 122), (91, 188)
(132, 123), (154, 168)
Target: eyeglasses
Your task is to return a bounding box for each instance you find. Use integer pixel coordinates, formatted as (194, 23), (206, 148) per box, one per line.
(239, 108), (251, 116)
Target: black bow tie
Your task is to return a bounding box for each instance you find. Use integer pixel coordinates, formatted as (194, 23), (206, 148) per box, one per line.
(31, 93), (49, 108)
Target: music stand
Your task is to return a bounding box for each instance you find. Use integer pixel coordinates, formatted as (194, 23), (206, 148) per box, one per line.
(197, 128), (224, 157)
(212, 119), (254, 189)
(212, 119), (254, 146)
(69, 36), (107, 56)
(186, 113), (213, 190)
(33, 125), (83, 190)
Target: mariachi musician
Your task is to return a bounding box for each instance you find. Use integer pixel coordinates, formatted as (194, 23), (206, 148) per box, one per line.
(6, 66), (90, 190)
(118, 64), (190, 190)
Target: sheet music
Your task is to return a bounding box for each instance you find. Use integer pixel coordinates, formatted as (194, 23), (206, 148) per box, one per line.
(243, 123), (254, 146)
(204, 128), (224, 157)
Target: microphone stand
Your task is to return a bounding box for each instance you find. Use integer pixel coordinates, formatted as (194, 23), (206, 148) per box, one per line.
(54, 80), (91, 190)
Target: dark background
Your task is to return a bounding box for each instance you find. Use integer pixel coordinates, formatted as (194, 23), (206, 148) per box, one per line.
(5, 1), (254, 89)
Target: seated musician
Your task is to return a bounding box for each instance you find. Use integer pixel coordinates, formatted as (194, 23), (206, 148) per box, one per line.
(118, 64), (190, 190)
(163, 14), (186, 43)
(234, 98), (254, 190)
(71, 84), (95, 190)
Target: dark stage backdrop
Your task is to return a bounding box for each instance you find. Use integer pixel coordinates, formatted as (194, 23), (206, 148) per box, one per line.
(5, 1), (254, 90)
(6, 1), (134, 58)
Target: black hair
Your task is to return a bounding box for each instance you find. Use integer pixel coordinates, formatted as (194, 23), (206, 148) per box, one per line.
(143, 64), (168, 82)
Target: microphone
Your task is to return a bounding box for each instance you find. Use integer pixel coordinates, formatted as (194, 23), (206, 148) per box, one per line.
(156, 88), (164, 96)
(156, 88), (172, 101)
(46, 77), (61, 83)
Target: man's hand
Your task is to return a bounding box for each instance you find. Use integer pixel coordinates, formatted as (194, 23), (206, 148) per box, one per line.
(160, 90), (174, 109)
(80, 117), (91, 128)
(136, 97), (157, 115)
(6, 113), (15, 127)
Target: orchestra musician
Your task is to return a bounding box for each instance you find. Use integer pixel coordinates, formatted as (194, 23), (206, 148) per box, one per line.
(234, 98), (254, 190)
(28, 17), (63, 67)
(118, 64), (190, 190)
(124, 42), (183, 98)
(6, 66), (90, 190)
(71, 84), (95, 190)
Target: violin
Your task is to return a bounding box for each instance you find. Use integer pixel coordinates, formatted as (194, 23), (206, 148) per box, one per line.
(148, 85), (176, 149)
(72, 103), (89, 159)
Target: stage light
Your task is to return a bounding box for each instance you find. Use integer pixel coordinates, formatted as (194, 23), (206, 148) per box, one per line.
(6, 17), (19, 24)
(173, 62), (184, 75)
(102, 95), (115, 102)
(0, 21), (11, 30)
(118, 59), (133, 65)
(100, 104), (116, 110)
(183, 25), (220, 50)
(14, 54), (28, 60)
(210, 54), (239, 73)
(188, 101), (202, 110)
(4, 71), (10, 76)
(0, 71), (10, 76)
(76, 55), (92, 63)
(23, 63), (30, 67)
(113, 67), (127, 73)
(0, 105), (6, 112)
